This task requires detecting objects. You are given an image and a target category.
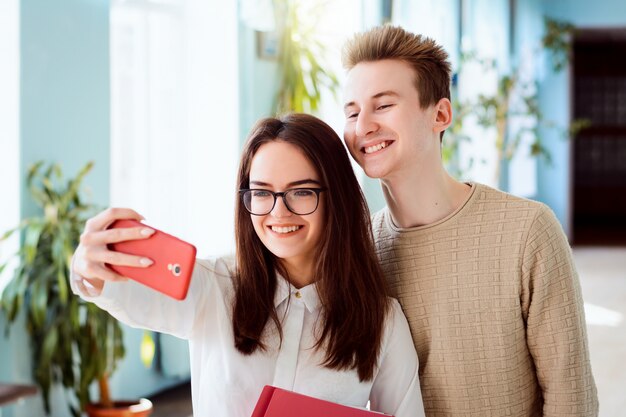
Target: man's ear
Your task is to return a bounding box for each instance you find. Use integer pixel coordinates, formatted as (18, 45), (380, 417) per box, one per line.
(433, 98), (452, 133)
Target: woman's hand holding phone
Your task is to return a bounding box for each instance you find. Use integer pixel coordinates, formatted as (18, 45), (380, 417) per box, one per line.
(73, 207), (196, 300)
(72, 208), (155, 296)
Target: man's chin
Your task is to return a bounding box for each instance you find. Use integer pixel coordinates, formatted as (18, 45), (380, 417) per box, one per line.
(362, 164), (389, 180)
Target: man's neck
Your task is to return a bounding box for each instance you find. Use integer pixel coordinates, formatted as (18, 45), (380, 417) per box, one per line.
(380, 165), (471, 229)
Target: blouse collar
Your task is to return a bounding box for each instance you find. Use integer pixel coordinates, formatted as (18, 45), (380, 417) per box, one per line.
(274, 274), (321, 313)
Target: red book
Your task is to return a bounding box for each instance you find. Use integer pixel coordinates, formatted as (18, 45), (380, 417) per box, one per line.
(251, 385), (393, 417)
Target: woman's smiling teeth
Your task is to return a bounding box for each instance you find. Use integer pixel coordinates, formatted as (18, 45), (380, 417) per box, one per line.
(270, 225), (302, 234)
(364, 141), (389, 154)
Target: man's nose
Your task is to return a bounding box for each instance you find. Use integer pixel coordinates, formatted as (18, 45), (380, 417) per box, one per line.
(354, 110), (379, 138)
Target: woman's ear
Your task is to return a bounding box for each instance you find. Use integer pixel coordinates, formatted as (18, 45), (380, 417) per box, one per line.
(433, 98), (452, 133)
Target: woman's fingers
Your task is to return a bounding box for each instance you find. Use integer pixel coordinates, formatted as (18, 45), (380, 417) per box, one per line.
(89, 264), (130, 283)
(80, 226), (155, 246)
(73, 252), (130, 283)
(87, 246), (153, 268)
(74, 207), (154, 285)
(83, 207), (144, 233)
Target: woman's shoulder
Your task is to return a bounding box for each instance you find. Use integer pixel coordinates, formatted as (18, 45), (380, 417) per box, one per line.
(382, 297), (414, 349)
(386, 296), (404, 316)
(193, 255), (237, 290)
(195, 255), (236, 276)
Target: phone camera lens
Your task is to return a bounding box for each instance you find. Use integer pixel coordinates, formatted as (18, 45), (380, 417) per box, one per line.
(172, 264), (182, 277)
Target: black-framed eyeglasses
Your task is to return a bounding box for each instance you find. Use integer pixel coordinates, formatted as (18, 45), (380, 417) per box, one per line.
(239, 187), (327, 216)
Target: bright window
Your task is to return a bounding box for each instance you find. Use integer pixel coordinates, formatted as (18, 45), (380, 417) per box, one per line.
(110, 0), (239, 257)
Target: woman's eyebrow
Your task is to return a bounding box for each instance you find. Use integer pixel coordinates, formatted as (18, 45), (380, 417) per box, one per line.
(287, 179), (322, 187)
(249, 180), (271, 187)
(249, 178), (322, 187)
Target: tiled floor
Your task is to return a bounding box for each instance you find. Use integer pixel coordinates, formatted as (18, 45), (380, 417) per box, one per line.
(147, 247), (626, 417)
(149, 382), (192, 417)
(574, 247), (626, 417)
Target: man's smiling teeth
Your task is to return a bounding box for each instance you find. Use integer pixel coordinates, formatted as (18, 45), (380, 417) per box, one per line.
(271, 225), (302, 234)
(364, 141), (388, 154)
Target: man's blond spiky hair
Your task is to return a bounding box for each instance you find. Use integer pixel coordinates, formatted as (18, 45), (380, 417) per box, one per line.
(342, 25), (452, 109)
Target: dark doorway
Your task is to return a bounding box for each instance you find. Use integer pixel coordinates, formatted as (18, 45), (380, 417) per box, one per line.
(572, 29), (626, 245)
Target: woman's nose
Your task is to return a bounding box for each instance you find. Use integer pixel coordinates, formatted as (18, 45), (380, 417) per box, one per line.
(270, 195), (292, 217)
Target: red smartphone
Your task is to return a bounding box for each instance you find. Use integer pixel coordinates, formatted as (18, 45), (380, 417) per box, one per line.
(107, 219), (197, 300)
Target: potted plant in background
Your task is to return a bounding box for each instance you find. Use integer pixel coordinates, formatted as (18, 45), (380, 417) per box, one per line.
(0, 161), (152, 417)
(272, 0), (339, 115)
(443, 17), (588, 186)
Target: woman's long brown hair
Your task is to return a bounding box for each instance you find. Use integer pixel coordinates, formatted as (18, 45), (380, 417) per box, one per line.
(232, 113), (390, 381)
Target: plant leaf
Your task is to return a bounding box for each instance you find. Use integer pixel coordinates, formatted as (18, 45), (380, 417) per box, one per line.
(57, 267), (69, 305)
(140, 330), (156, 368)
(0, 161), (127, 414)
(23, 220), (45, 264)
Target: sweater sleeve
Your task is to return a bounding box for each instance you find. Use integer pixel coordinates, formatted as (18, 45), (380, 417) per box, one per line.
(71, 259), (220, 340)
(521, 205), (598, 416)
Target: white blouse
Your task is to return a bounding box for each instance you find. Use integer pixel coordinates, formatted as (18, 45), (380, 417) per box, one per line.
(72, 257), (424, 417)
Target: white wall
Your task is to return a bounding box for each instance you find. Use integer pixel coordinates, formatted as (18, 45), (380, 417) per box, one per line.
(0, 3), (22, 417)
(0, 0), (20, 296)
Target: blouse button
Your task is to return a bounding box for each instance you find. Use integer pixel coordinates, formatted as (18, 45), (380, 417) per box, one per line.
(294, 291), (302, 299)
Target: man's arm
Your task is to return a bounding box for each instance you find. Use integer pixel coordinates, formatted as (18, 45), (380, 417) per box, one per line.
(521, 204), (598, 416)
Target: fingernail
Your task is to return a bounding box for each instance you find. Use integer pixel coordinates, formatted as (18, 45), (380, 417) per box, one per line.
(139, 257), (153, 266)
(141, 228), (155, 236)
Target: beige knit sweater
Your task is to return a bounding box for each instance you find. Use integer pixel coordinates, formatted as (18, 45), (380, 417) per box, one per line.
(372, 183), (598, 417)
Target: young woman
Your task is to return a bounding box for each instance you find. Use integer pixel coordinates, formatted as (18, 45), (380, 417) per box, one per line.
(71, 113), (424, 417)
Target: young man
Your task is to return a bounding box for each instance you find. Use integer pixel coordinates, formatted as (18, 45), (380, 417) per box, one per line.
(342, 25), (598, 417)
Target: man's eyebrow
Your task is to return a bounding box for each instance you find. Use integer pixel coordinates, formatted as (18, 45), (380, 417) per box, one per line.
(343, 90), (400, 110)
(249, 179), (322, 188)
(372, 90), (400, 99)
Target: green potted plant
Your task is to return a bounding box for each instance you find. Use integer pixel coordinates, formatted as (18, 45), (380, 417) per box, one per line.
(444, 17), (588, 186)
(1, 161), (152, 417)
(273, 0), (339, 114)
